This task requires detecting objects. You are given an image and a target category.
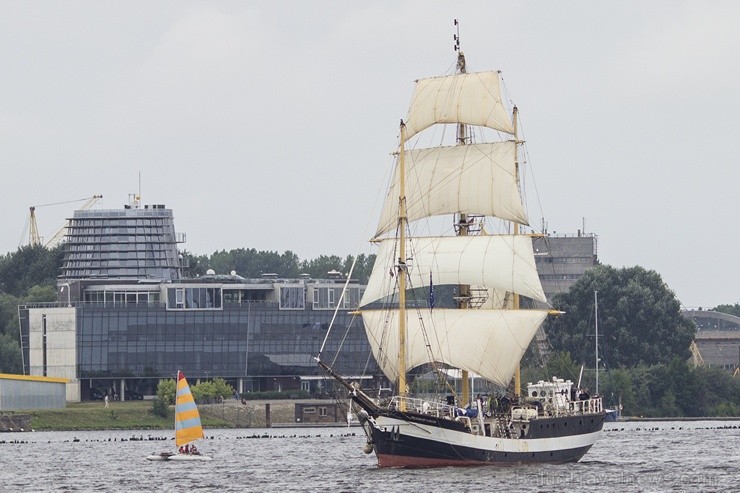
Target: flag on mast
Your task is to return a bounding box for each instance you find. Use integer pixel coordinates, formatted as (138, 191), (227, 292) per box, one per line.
(429, 272), (435, 309)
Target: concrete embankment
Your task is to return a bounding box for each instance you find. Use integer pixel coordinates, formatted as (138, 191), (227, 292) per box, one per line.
(199, 399), (349, 428)
(0, 414), (32, 431)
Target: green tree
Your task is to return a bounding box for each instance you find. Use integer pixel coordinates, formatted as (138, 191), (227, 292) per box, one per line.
(151, 396), (170, 418)
(712, 303), (740, 318)
(0, 245), (63, 297)
(0, 333), (22, 373)
(156, 378), (176, 405)
(191, 378), (234, 404)
(0, 293), (21, 338)
(181, 250), (208, 278)
(207, 248), (301, 278)
(544, 265), (695, 368)
(601, 368), (637, 414)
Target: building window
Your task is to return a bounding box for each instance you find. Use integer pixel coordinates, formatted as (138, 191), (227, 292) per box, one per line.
(279, 286), (305, 310)
(167, 287), (222, 310)
(319, 407), (327, 417)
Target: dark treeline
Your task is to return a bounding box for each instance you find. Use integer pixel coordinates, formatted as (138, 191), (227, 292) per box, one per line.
(524, 351), (739, 417)
(181, 248), (376, 283)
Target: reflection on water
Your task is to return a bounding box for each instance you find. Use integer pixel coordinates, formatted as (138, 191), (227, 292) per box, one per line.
(1, 421), (738, 492)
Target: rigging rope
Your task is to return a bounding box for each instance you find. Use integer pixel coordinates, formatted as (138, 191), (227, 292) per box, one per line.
(316, 257), (357, 359)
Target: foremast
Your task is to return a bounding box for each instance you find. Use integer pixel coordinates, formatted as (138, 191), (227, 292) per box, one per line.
(455, 43), (471, 406)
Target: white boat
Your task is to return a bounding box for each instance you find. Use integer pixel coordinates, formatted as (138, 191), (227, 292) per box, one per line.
(146, 371), (212, 461)
(318, 21), (605, 467)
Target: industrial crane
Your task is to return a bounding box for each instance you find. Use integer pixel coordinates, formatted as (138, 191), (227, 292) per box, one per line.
(24, 195), (103, 249)
(689, 340), (706, 368)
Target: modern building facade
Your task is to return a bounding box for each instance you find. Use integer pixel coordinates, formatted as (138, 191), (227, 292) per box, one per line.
(19, 202), (379, 402)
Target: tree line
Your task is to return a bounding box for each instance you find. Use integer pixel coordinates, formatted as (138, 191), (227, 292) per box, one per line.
(180, 248), (375, 283)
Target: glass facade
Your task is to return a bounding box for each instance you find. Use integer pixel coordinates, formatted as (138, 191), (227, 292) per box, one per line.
(75, 301), (376, 382)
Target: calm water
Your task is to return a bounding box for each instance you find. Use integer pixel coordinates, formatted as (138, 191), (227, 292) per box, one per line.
(1, 421), (737, 492)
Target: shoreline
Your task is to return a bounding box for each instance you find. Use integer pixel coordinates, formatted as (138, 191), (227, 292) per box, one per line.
(3, 400), (738, 432)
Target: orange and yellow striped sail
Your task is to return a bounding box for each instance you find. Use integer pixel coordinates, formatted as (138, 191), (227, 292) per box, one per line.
(175, 370), (204, 447)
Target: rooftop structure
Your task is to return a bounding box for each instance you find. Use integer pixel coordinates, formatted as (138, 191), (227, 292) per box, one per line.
(533, 232), (598, 303)
(59, 203), (184, 281)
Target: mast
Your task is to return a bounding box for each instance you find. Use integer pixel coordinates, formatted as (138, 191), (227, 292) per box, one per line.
(398, 121), (408, 410)
(454, 19), (471, 407)
(595, 290), (599, 395)
(512, 105), (522, 400)
(174, 370), (179, 441)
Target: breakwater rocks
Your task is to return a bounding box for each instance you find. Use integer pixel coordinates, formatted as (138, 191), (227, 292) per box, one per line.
(0, 432), (358, 445)
(0, 414), (31, 432)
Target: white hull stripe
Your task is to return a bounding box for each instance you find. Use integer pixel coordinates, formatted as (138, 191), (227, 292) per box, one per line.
(374, 416), (602, 453)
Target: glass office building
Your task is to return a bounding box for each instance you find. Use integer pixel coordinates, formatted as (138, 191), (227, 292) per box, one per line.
(19, 202), (380, 401)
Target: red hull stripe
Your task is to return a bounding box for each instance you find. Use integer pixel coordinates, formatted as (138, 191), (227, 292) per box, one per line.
(377, 453), (480, 468)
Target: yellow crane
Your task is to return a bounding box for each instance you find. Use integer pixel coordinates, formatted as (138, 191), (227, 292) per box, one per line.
(689, 340), (706, 368)
(24, 195), (103, 248)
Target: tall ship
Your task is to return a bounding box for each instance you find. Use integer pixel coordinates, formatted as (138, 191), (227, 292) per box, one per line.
(318, 25), (605, 467)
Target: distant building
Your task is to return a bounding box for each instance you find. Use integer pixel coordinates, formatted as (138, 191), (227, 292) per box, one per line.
(18, 201), (381, 402)
(533, 232), (599, 304)
(683, 310), (740, 370)
(530, 232), (599, 357)
(0, 373), (68, 410)
(294, 401), (350, 425)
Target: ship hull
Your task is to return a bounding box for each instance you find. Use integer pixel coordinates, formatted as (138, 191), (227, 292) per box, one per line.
(360, 408), (605, 468)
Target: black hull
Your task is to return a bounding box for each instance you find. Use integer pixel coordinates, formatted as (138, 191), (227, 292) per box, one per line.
(373, 434), (595, 467)
(357, 402), (605, 468)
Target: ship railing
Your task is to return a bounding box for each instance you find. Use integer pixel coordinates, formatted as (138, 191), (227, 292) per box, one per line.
(388, 396), (456, 419)
(568, 397), (603, 415)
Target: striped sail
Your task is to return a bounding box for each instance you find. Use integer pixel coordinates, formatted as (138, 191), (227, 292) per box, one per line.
(175, 370), (204, 447)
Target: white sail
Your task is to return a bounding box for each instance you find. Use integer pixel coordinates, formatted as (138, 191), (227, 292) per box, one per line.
(403, 71), (515, 141)
(374, 142), (528, 238)
(361, 308), (548, 388)
(360, 235), (546, 307)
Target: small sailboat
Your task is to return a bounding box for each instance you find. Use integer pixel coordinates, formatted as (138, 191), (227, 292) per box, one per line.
(318, 21), (605, 467)
(146, 371), (212, 461)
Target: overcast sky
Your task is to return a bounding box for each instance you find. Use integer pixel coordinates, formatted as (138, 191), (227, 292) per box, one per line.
(1, 1), (738, 309)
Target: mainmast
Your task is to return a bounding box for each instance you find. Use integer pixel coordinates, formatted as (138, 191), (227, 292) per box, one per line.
(397, 121), (409, 410)
(454, 19), (472, 406)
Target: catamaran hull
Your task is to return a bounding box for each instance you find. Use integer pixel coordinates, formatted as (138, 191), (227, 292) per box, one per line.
(146, 452), (213, 461)
(363, 412), (604, 468)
